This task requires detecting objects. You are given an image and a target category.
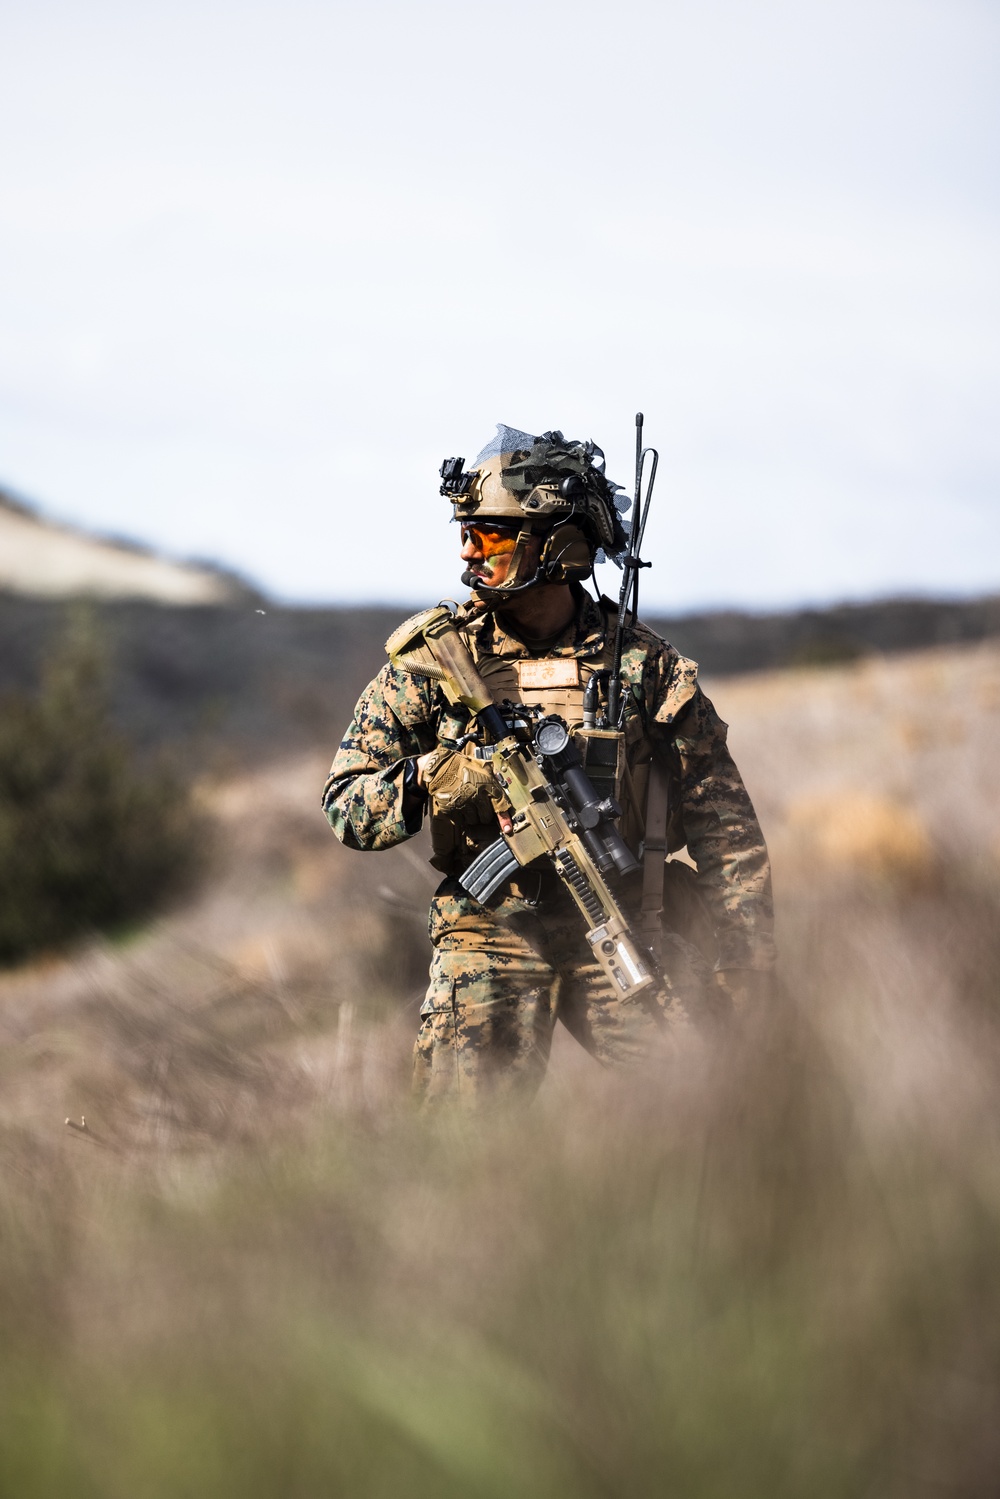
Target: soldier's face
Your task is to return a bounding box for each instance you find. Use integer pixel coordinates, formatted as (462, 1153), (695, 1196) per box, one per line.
(460, 522), (540, 587)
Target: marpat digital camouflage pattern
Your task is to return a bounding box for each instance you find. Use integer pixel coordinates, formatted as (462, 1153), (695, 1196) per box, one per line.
(323, 591), (775, 1103)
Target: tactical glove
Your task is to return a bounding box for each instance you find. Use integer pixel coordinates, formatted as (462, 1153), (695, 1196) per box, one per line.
(421, 747), (510, 825)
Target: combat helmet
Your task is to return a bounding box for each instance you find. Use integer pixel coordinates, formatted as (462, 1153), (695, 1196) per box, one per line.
(439, 424), (631, 599)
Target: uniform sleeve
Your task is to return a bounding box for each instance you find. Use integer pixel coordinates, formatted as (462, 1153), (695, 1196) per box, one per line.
(650, 653), (776, 972)
(322, 663), (437, 852)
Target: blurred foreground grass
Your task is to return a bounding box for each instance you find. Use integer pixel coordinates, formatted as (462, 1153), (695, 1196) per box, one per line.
(2, 642), (1000, 1496)
(3, 888), (1000, 1495)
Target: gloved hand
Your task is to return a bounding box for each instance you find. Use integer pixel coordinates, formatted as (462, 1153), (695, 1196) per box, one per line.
(419, 747), (511, 826)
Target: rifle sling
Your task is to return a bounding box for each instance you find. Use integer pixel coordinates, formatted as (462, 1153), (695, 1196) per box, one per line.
(640, 754), (670, 943)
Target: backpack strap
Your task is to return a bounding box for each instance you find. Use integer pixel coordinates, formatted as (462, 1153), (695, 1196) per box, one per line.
(640, 753), (671, 947)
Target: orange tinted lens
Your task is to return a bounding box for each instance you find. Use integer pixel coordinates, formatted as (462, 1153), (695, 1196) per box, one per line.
(462, 525), (517, 559)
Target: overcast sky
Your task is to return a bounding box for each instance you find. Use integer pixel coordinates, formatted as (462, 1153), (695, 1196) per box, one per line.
(1, 0), (997, 610)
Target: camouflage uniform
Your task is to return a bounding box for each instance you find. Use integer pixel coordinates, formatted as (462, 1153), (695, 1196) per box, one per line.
(323, 591), (774, 1104)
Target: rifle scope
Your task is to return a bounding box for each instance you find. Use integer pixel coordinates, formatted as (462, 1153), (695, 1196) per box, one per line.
(533, 718), (640, 879)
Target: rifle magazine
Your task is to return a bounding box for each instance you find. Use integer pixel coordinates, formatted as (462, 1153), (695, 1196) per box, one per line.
(460, 837), (520, 904)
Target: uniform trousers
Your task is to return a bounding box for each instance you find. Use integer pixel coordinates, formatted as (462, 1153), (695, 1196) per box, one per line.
(413, 870), (713, 1105)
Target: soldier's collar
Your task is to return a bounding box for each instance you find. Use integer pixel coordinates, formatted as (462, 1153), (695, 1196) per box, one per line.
(471, 588), (608, 659)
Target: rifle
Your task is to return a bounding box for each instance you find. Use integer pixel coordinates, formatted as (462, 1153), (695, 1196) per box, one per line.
(385, 605), (656, 1001)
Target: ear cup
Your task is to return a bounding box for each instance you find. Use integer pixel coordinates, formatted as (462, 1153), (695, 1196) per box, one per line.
(540, 523), (593, 582)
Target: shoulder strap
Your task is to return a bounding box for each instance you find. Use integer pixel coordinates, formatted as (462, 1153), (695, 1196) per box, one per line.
(640, 753), (670, 946)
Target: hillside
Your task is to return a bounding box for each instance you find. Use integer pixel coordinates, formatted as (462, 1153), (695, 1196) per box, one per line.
(0, 488), (244, 604)
(2, 481), (997, 770)
(3, 636), (998, 1144)
(3, 634), (997, 1076)
(648, 592), (1000, 673)
(2, 587), (1000, 771)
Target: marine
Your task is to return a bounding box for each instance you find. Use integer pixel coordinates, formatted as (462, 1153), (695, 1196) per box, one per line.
(323, 423), (775, 1103)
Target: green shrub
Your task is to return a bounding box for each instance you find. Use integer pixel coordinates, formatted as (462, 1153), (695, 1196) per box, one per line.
(0, 614), (204, 964)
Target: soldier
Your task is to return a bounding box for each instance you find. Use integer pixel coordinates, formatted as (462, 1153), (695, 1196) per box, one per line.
(323, 424), (775, 1103)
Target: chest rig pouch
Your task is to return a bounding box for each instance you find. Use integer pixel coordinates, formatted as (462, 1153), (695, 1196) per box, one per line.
(473, 652), (650, 857)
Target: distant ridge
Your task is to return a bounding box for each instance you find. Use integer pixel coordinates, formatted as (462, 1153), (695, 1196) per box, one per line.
(0, 485), (250, 605)
(648, 593), (1000, 676)
(1, 590), (999, 768)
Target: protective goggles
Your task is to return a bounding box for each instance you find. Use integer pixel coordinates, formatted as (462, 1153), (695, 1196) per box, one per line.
(459, 522), (520, 559)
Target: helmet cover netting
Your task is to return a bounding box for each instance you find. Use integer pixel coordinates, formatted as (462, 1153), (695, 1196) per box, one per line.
(470, 423), (632, 567)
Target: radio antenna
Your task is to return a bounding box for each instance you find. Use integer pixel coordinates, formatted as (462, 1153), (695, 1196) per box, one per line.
(606, 412), (658, 728)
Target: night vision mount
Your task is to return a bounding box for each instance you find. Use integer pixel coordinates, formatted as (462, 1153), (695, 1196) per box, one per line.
(440, 449), (587, 503)
(439, 457), (476, 499)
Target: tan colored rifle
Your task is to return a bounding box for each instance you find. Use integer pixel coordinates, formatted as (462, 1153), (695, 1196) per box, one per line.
(386, 605), (656, 1001)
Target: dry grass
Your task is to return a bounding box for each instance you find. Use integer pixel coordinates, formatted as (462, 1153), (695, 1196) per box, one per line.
(715, 637), (1000, 876)
(1, 641), (1000, 1496)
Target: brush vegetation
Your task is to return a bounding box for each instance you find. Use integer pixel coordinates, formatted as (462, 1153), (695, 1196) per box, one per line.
(0, 615), (204, 963)
(0, 640), (999, 1495)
